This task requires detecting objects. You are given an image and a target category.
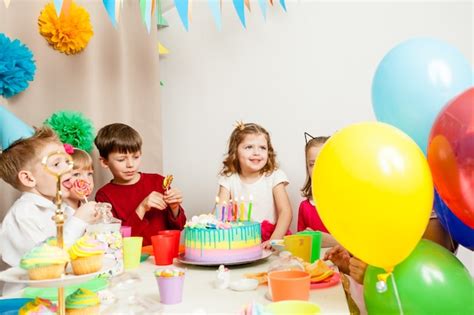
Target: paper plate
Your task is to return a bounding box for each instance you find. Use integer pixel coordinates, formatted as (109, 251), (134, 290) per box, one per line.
(23, 277), (109, 300)
(0, 298), (33, 314)
(310, 272), (341, 289)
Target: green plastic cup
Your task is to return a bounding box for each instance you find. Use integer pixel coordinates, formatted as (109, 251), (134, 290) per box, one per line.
(297, 231), (322, 263)
(123, 237), (143, 270)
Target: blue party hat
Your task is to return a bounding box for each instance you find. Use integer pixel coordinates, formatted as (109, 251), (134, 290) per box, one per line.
(0, 105), (34, 150)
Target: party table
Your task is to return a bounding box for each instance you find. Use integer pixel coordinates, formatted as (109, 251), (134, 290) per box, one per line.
(1, 250), (350, 314)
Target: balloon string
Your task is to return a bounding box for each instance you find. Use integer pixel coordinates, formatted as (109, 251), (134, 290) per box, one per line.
(391, 273), (404, 315)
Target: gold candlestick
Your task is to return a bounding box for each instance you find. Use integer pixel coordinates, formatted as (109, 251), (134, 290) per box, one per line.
(42, 151), (73, 315)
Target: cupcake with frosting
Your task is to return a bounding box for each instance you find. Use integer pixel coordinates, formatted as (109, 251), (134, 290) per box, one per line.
(68, 235), (106, 275)
(66, 288), (100, 315)
(20, 242), (69, 280)
(19, 297), (57, 314)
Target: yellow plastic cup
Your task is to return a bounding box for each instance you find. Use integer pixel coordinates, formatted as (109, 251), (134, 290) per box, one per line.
(283, 234), (312, 262)
(297, 230), (322, 263)
(123, 237), (143, 270)
(266, 300), (321, 314)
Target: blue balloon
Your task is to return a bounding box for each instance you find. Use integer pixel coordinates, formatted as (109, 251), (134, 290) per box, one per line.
(372, 38), (473, 154)
(434, 190), (474, 250)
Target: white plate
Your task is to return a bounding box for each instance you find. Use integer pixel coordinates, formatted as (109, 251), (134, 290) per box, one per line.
(0, 257), (116, 288)
(177, 249), (273, 266)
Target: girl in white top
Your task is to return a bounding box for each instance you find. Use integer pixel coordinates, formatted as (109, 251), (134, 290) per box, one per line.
(217, 122), (292, 247)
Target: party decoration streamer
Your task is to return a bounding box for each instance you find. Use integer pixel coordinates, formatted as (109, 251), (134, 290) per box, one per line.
(174, 0), (189, 30)
(233, 0), (246, 28)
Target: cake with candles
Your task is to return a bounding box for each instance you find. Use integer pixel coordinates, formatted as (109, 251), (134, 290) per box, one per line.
(183, 198), (262, 263)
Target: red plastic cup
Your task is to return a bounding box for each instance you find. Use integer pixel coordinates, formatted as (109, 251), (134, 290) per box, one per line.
(158, 230), (181, 258)
(151, 234), (175, 265)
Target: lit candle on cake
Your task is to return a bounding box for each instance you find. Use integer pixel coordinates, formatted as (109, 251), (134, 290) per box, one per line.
(214, 196), (220, 219)
(221, 201), (227, 222)
(247, 194), (253, 221)
(239, 196), (245, 221)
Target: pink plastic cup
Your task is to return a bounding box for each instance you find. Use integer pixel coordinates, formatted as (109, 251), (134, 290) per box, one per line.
(120, 226), (132, 238)
(151, 234), (175, 265)
(158, 230), (181, 258)
(156, 274), (185, 304)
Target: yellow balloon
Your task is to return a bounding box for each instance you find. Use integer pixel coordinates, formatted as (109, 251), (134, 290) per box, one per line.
(312, 122), (433, 271)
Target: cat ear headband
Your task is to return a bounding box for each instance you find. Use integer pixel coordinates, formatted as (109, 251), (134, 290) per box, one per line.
(304, 132), (315, 144)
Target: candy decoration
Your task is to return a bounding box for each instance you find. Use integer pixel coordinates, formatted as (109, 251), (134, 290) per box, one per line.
(162, 174), (174, 191)
(73, 178), (92, 202)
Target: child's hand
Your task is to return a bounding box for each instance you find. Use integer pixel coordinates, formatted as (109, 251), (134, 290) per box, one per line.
(163, 188), (183, 211)
(137, 191), (167, 216)
(74, 201), (98, 223)
(261, 240), (272, 250)
(323, 245), (351, 274)
(348, 257), (367, 284)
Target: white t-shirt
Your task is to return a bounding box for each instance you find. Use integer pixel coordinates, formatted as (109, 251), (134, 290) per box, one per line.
(0, 192), (87, 267)
(218, 169), (289, 224)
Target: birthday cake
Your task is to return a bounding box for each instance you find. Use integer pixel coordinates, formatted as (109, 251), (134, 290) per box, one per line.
(184, 214), (262, 263)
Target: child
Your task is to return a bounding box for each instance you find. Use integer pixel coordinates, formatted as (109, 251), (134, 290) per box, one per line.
(0, 127), (97, 267)
(63, 147), (94, 209)
(94, 123), (186, 246)
(298, 134), (338, 248)
(217, 122), (292, 246)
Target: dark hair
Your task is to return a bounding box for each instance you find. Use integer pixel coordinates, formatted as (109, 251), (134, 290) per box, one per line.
(0, 126), (60, 189)
(94, 123), (142, 159)
(220, 123), (277, 176)
(301, 136), (329, 198)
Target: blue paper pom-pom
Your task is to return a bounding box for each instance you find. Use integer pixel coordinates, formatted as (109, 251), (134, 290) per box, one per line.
(0, 33), (36, 98)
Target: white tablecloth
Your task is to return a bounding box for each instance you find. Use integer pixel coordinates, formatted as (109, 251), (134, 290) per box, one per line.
(2, 250), (350, 314)
(103, 251), (350, 314)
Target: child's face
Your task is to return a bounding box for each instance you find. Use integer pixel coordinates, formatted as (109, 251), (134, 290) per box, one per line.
(237, 133), (268, 175)
(67, 167), (94, 201)
(102, 151), (142, 184)
(29, 142), (71, 200)
(306, 144), (323, 176)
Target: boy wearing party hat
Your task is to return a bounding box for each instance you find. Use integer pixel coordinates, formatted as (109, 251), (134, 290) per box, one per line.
(0, 106), (97, 267)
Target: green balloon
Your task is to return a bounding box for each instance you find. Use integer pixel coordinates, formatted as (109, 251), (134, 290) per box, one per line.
(364, 240), (474, 315)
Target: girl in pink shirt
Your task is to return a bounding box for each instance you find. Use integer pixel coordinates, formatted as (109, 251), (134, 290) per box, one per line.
(297, 134), (337, 247)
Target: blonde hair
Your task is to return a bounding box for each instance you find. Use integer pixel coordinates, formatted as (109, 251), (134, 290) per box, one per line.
(220, 122), (277, 176)
(0, 126), (60, 189)
(301, 136), (329, 198)
(71, 149), (93, 171)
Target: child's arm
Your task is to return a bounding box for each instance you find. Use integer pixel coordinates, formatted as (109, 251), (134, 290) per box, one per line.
(163, 187), (183, 218)
(217, 185), (231, 203)
(270, 183), (293, 240)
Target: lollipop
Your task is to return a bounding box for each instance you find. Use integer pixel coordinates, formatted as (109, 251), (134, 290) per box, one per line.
(73, 178), (92, 203)
(163, 175), (173, 192)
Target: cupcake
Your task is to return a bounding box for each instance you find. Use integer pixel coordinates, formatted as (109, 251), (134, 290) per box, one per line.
(19, 297), (57, 314)
(20, 242), (69, 280)
(66, 288), (100, 315)
(68, 235), (106, 275)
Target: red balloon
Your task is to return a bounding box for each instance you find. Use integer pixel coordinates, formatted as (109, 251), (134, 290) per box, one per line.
(428, 87), (474, 228)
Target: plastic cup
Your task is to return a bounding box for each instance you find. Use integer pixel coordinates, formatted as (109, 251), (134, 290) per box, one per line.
(297, 231), (322, 263)
(123, 237), (143, 270)
(151, 234), (175, 265)
(120, 226), (132, 238)
(283, 234), (312, 262)
(158, 230), (181, 258)
(156, 274), (185, 304)
(266, 301), (320, 314)
(268, 270), (311, 302)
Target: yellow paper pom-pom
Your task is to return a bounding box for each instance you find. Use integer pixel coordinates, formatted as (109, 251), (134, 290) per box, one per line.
(38, 2), (93, 55)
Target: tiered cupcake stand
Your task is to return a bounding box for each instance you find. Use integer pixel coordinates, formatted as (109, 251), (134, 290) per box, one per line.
(0, 151), (108, 314)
